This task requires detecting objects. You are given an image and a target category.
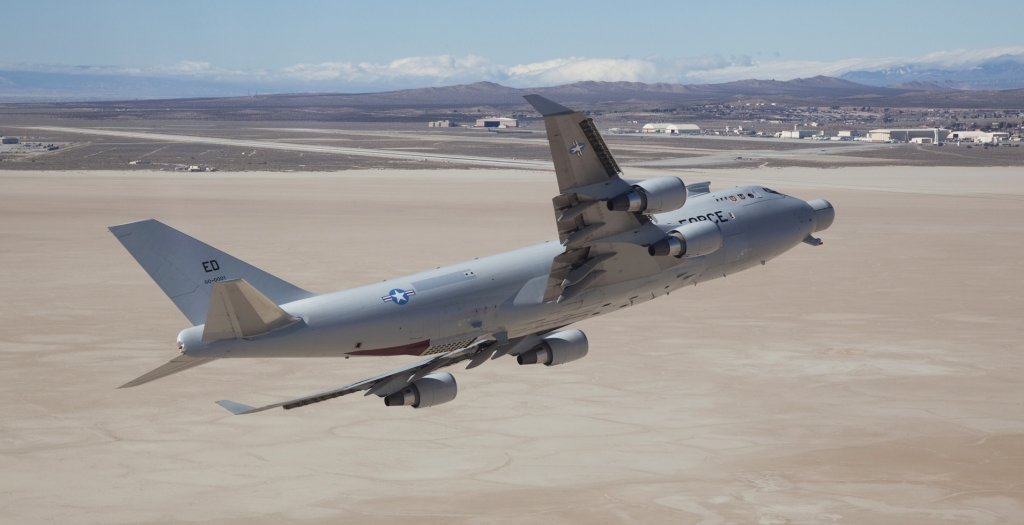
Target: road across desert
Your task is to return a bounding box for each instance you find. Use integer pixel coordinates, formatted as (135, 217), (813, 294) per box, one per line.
(1, 166), (1021, 524)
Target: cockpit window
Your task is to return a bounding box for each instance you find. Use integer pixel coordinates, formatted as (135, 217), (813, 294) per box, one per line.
(762, 187), (782, 195)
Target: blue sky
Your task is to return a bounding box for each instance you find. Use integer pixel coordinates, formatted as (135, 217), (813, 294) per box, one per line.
(2, 1), (1024, 90)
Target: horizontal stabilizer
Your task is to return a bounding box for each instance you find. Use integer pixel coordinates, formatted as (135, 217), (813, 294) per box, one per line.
(119, 354), (213, 388)
(203, 279), (299, 341)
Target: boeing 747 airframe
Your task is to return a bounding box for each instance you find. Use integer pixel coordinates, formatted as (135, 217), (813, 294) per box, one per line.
(110, 95), (835, 414)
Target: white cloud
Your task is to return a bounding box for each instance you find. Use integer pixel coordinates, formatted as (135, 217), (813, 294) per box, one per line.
(504, 57), (658, 84)
(3, 46), (1023, 90)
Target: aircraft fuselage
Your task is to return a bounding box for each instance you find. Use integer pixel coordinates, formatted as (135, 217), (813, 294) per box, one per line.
(177, 185), (819, 360)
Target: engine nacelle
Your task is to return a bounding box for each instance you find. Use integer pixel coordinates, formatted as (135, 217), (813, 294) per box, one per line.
(517, 329), (588, 366)
(384, 372), (457, 408)
(648, 220), (723, 258)
(807, 199), (835, 232)
(607, 176), (687, 214)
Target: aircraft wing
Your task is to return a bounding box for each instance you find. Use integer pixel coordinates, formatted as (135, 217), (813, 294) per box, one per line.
(216, 338), (522, 415)
(524, 95), (673, 302)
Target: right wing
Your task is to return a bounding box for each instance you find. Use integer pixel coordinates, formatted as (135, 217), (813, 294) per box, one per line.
(525, 95), (672, 303)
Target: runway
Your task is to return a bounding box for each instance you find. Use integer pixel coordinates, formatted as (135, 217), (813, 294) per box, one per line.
(27, 126), (555, 168)
(1, 166), (1022, 523)
(24, 125), (890, 171)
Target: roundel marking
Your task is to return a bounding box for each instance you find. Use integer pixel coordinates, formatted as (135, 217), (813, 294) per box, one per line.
(382, 288), (416, 305)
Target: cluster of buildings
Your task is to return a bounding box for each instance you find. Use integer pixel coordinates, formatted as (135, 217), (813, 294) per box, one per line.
(426, 117), (522, 129)
(777, 127), (1015, 144)
(607, 123), (702, 135)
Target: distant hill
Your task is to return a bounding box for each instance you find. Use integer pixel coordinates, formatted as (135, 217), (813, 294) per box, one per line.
(0, 72), (911, 105)
(890, 81), (959, 92)
(83, 76), (914, 110)
(131, 77), (1024, 111)
(7, 77), (1024, 114)
(840, 54), (1024, 90)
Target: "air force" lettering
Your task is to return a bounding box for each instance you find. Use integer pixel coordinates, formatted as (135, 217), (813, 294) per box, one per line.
(680, 211), (732, 224)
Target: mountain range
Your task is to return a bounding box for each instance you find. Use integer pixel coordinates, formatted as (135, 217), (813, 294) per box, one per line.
(840, 54), (1024, 90)
(3, 75), (1023, 111)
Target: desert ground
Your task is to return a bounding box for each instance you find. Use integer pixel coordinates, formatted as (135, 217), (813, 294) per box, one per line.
(4, 118), (1024, 173)
(1, 166), (1022, 524)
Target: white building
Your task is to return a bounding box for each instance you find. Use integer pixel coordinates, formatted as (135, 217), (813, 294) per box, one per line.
(948, 131), (1010, 143)
(427, 120), (457, 128)
(641, 123), (700, 135)
(779, 130), (823, 139)
(475, 117), (518, 128)
(867, 128), (950, 143)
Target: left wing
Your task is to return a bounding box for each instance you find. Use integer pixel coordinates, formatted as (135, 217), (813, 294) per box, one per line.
(216, 336), (536, 415)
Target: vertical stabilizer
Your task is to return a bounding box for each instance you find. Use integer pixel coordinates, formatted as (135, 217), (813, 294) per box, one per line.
(109, 219), (314, 325)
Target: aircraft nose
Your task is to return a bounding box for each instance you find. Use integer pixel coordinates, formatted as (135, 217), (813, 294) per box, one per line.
(807, 199), (835, 232)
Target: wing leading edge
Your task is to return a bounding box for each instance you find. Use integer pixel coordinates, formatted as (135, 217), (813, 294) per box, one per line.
(216, 336), (540, 415)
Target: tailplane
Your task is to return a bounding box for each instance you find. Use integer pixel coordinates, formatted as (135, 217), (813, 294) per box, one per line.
(109, 219), (314, 325)
(118, 354), (213, 388)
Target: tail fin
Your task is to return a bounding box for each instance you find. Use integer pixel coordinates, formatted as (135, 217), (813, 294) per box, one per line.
(109, 219), (314, 325)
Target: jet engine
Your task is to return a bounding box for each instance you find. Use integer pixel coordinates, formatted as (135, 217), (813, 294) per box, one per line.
(807, 199), (835, 232)
(517, 329), (588, 366)
(606, 176), (687, 214)
(648, 220), (723, 258)
(384, 372), (457, 408)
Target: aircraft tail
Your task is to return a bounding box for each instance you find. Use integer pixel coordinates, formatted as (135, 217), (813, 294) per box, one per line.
(109, 219), (315, 325)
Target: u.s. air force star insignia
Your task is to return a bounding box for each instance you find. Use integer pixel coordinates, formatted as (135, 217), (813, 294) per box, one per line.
(569, 141), (585, 157)
(382, 288), (416, 305)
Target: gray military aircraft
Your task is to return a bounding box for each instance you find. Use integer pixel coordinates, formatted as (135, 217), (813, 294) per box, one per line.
(111, 95), (834, 415)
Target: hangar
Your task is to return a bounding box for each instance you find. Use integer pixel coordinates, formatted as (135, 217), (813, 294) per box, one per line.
(475, 117), (518, 128)
(867, 128), (950, 143)
(641, 123), (701, 135)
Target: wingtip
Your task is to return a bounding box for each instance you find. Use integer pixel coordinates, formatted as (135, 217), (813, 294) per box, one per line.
(523, 94), (575, 117)
(107, 218), (157, 236)
(216, 400), (257, 415)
